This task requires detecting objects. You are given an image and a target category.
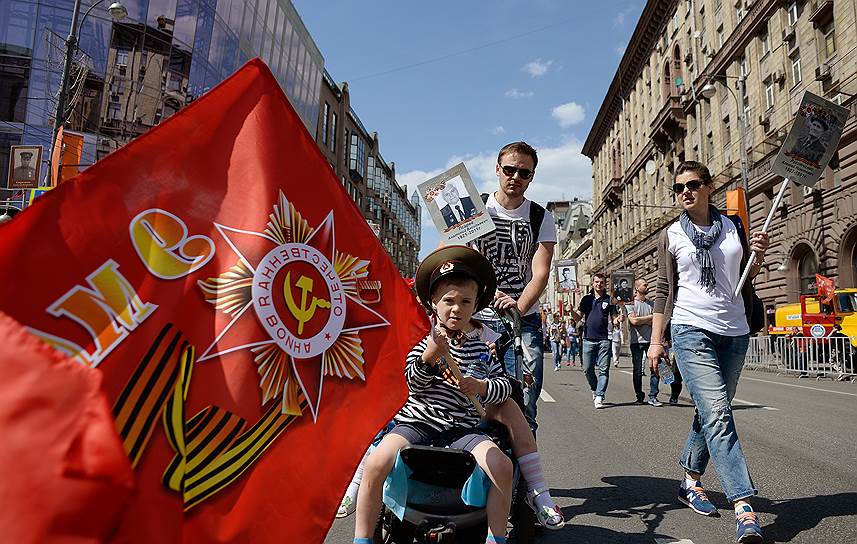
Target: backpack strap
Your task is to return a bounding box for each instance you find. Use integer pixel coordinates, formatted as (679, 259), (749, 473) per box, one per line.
(529, 200), (545, 243)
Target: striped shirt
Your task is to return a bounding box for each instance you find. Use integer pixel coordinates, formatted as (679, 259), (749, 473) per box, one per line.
(397, 334), (512, 433)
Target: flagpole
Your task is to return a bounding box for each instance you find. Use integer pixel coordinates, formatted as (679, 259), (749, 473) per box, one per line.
(733, 178), (790, 300)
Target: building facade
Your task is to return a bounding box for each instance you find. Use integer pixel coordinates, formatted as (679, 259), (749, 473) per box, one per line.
(315, 70), (421, 276)
(0, 0), (323, 185)
(544, 199), (593, 312)
(582, 0), (857, 321)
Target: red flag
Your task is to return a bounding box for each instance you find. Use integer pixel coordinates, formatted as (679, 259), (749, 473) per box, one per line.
(816, 274), (835, 305)
(0, 312), (133, 542)
(0, 60), (429, 542)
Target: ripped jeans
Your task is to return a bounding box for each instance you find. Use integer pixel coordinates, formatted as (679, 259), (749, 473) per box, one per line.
(671, 324), (757, 502)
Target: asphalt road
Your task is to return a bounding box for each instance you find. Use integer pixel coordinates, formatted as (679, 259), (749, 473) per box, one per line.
(325, 351), (857, 543)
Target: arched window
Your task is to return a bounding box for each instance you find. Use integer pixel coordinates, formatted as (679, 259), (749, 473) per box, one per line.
(662, 61), (672, 101)
(798, 251), (818, 294)
(839, 226), (857, 287)
(672, 45), (683, 93)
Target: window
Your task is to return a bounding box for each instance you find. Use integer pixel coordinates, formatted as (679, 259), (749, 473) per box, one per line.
(349, 132), (366, 178)
(760, 28), (771, 56)
(330, 112), (337, 153)
(321, 102), (329, 146)
(723, 116), (731, 145)
(787, 1), (799, 26)
(116, 48), (130, 67)
(735, 1), (744, 23)
(790, 51), (802, 85)
(765, 81), (775, 109)
(739, 56), (749, 77)
(819, 20), (836, 58)
(798, 250), (817, 294)
(717, 27), (725, 48)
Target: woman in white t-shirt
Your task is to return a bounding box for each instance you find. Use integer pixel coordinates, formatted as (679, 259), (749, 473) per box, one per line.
(647, 161), (769, 544)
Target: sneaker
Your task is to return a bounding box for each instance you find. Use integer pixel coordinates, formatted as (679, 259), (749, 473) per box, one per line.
(647, 398), (663, 407)
(525, 488), (566, 530)
(735, 506), (763, 543)
(635, 398), (645, 405)
(336, 495), (356, 518)
(678, 481), (719, 516)
(669, 397), (679, 405)
(594, 396), (605, 409)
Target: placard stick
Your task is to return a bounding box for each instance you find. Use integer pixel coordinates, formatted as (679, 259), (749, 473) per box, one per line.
(439, 348), (486, 417)
(733, 178), (789, 300)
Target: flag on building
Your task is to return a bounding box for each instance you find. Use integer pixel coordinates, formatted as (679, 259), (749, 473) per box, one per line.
(0, 59), (429, 543)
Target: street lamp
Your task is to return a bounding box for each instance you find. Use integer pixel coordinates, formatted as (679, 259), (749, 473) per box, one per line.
(48, 0), (126, 186)
(700, 74), (751, 230)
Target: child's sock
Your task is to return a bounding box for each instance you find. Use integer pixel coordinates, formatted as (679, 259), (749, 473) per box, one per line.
(518, 452), (558, 511)
(683, 476), (699, 489)
(353, 538), (373, 544)
(486, 535), (507, 544)
(735, 503), (753, 515)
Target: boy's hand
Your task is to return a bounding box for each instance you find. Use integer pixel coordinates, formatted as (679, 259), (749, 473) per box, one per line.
(423, 321), (450, 365)
(458, 376), (487, 398)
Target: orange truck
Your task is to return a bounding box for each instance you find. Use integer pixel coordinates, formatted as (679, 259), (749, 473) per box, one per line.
(768, 289), (857, 345)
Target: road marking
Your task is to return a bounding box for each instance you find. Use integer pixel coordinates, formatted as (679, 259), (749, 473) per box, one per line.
(732, 397), (779, 411)
(539, 389), (556, 402)
(654, 539), (696, 544)
(743, 376), (857, 397)
(620, 371), (779, 410)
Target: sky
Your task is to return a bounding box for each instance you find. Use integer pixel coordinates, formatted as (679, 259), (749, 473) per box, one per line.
(293, 0), (646, 258)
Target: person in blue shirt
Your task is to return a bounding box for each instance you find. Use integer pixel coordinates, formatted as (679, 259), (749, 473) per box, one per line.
(569, 272), (617, 409)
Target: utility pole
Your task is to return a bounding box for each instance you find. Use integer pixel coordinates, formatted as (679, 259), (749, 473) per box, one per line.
(49, 0), (84, 187)
(736, 76), (752, 230)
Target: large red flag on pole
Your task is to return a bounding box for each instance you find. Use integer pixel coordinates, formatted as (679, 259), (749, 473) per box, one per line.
(0, 59), (429, 542)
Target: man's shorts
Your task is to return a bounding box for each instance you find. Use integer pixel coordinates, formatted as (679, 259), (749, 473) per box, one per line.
(389, 422), (491, 452)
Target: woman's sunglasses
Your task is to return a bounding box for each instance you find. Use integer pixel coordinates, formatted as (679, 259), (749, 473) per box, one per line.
(500, 165), (534, 180)
(672, 179), (706, 193)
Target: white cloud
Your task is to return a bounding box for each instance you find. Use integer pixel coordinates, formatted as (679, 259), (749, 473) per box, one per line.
(613, 5), (637, 26)
(399, 140), (593, 258)
(523, 59), (553, 77)
(491, 126), (506, 135)
(551, 102), (586, 128)
(505, 88), (534, 99)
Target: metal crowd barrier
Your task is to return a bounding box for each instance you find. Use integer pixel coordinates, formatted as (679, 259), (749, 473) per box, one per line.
(744, 336), (857, 380)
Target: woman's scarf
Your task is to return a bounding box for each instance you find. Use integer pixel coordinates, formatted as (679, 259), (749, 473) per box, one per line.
(679, 205), (722, 292)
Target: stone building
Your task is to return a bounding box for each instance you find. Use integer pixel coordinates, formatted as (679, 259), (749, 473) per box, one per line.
(315, 70), (421, 276)
(582, 0), (857, 321)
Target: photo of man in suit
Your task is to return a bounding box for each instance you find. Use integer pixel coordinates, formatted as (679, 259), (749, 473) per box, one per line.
(438, 180), (476, 229)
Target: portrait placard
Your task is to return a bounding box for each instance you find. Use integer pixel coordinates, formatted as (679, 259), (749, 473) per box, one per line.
(418, 162), (495, 244)
(556, 259), (577, 292)
(6, 145), (43, 190)
(611, 269), (635, 303)
(771, 91), (849, 187)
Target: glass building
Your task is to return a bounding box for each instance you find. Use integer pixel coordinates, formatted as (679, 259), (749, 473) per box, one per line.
(0, 0), (323, 185)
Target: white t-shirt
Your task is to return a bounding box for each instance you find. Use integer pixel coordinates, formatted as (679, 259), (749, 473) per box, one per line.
(668, 215), (749, 336)
(472, 193), (557, 316)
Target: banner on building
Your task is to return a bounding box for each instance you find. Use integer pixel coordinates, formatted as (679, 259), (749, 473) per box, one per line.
(771, 91), (849, 187)
(418, 162), (495, 244)
(0, 59), (429, 543)
(611, 269), (635, 303)
(556, 259), (577, 292)
(5, 145), (42, 190)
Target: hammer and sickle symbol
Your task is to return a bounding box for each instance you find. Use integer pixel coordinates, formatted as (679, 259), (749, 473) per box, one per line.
(283, 272), (331, 335)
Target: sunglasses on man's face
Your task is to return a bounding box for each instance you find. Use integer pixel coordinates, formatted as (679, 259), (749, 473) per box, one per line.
(672, 179), (705, 194)
(500, 165), (534, 180)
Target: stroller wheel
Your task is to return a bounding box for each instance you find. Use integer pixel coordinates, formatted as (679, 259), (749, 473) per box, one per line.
(511, 476), (537, 543)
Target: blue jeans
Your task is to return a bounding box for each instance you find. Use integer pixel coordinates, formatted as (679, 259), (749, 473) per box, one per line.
(582, 339), (611, 397)
(491, 313), (544, 432)
(671, 324), (757, 502)
(630, 342), (660, 401)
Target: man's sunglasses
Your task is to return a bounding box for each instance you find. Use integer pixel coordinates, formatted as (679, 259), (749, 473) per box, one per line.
(500, 165), (534, 180)
(672, 179), (706, 193)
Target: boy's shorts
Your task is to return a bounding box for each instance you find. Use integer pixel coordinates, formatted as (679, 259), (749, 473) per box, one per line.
(389, 422), (491, 452)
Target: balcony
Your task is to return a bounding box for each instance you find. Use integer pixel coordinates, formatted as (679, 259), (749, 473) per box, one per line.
(600, 175), (623, 211)
(809, 1), (834, 24)
(649, 96), (687, 151)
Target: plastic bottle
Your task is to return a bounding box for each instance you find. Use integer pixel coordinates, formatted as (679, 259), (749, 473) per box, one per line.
(658, 358), (675, 385)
